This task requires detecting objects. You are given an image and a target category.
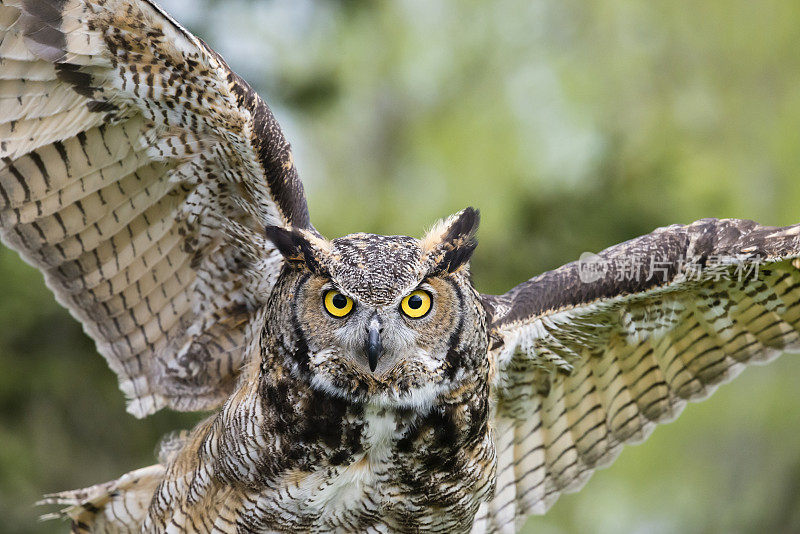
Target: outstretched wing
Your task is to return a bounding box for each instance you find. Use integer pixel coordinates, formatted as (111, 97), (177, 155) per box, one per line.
(0, 0), (310, 417)
(475, 218), (800, 533)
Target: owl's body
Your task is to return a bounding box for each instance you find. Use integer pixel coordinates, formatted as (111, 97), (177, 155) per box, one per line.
(3, 1), (800, 533)
(140, 230), (495, 533)
(144, 358), (493, 533)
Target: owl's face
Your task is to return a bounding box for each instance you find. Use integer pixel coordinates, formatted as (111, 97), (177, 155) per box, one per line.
(264, 209), (488, 409)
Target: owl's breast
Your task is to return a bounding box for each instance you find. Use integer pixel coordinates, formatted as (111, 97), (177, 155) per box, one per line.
(158, 358), (495, 532)
(288, 405), (400, 512)
(258, 400), (495, 532)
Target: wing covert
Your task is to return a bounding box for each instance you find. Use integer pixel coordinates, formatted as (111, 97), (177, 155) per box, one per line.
(0, 0), (310, 416)
(477, 218), (800, 532)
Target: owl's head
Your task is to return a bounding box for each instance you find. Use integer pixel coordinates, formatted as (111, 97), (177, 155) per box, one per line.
(263, 208), (488, 409)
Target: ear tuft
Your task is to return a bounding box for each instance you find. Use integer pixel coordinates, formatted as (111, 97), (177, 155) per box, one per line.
(264, 226), (330, 274)
(422, 207), (480, 275)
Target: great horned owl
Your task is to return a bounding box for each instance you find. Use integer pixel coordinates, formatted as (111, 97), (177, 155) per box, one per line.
(1, 1), (799, 532)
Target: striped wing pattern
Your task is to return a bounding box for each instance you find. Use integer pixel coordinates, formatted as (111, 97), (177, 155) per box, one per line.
(40, 464), (165, 533)
(475, 219), (800, 533)
(0, 0), (309, 417)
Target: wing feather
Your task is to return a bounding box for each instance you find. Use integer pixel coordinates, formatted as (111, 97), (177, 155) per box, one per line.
(478, 218), (800, 532)
(0, 0), (309, 416)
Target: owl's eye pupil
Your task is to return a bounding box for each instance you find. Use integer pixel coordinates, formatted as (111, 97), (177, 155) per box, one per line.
(331, 293), (348, 309)
(407, 295), (423, 310)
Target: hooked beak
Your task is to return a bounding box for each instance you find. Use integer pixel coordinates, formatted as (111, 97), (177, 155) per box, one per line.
(366, 318), (383, 372)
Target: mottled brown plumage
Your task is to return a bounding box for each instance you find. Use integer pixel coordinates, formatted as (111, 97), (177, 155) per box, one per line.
(2, 1), (800, 533)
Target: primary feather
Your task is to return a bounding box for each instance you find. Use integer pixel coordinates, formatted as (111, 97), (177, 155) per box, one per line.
(478, 219), (800, 532)
(0, 0), (308, 417)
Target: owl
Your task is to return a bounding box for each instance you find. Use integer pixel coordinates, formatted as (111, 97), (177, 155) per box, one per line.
(1, 0), (800, 533)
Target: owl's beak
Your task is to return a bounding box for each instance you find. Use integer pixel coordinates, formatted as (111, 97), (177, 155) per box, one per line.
(366, 319), (383, 372)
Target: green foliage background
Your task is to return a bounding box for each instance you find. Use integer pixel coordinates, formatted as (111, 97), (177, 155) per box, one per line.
(1, 0), (800, 532)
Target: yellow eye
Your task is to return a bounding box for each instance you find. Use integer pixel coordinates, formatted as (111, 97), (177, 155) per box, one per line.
(400, 290), (432, 318)
(324, 290), (354, 318)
